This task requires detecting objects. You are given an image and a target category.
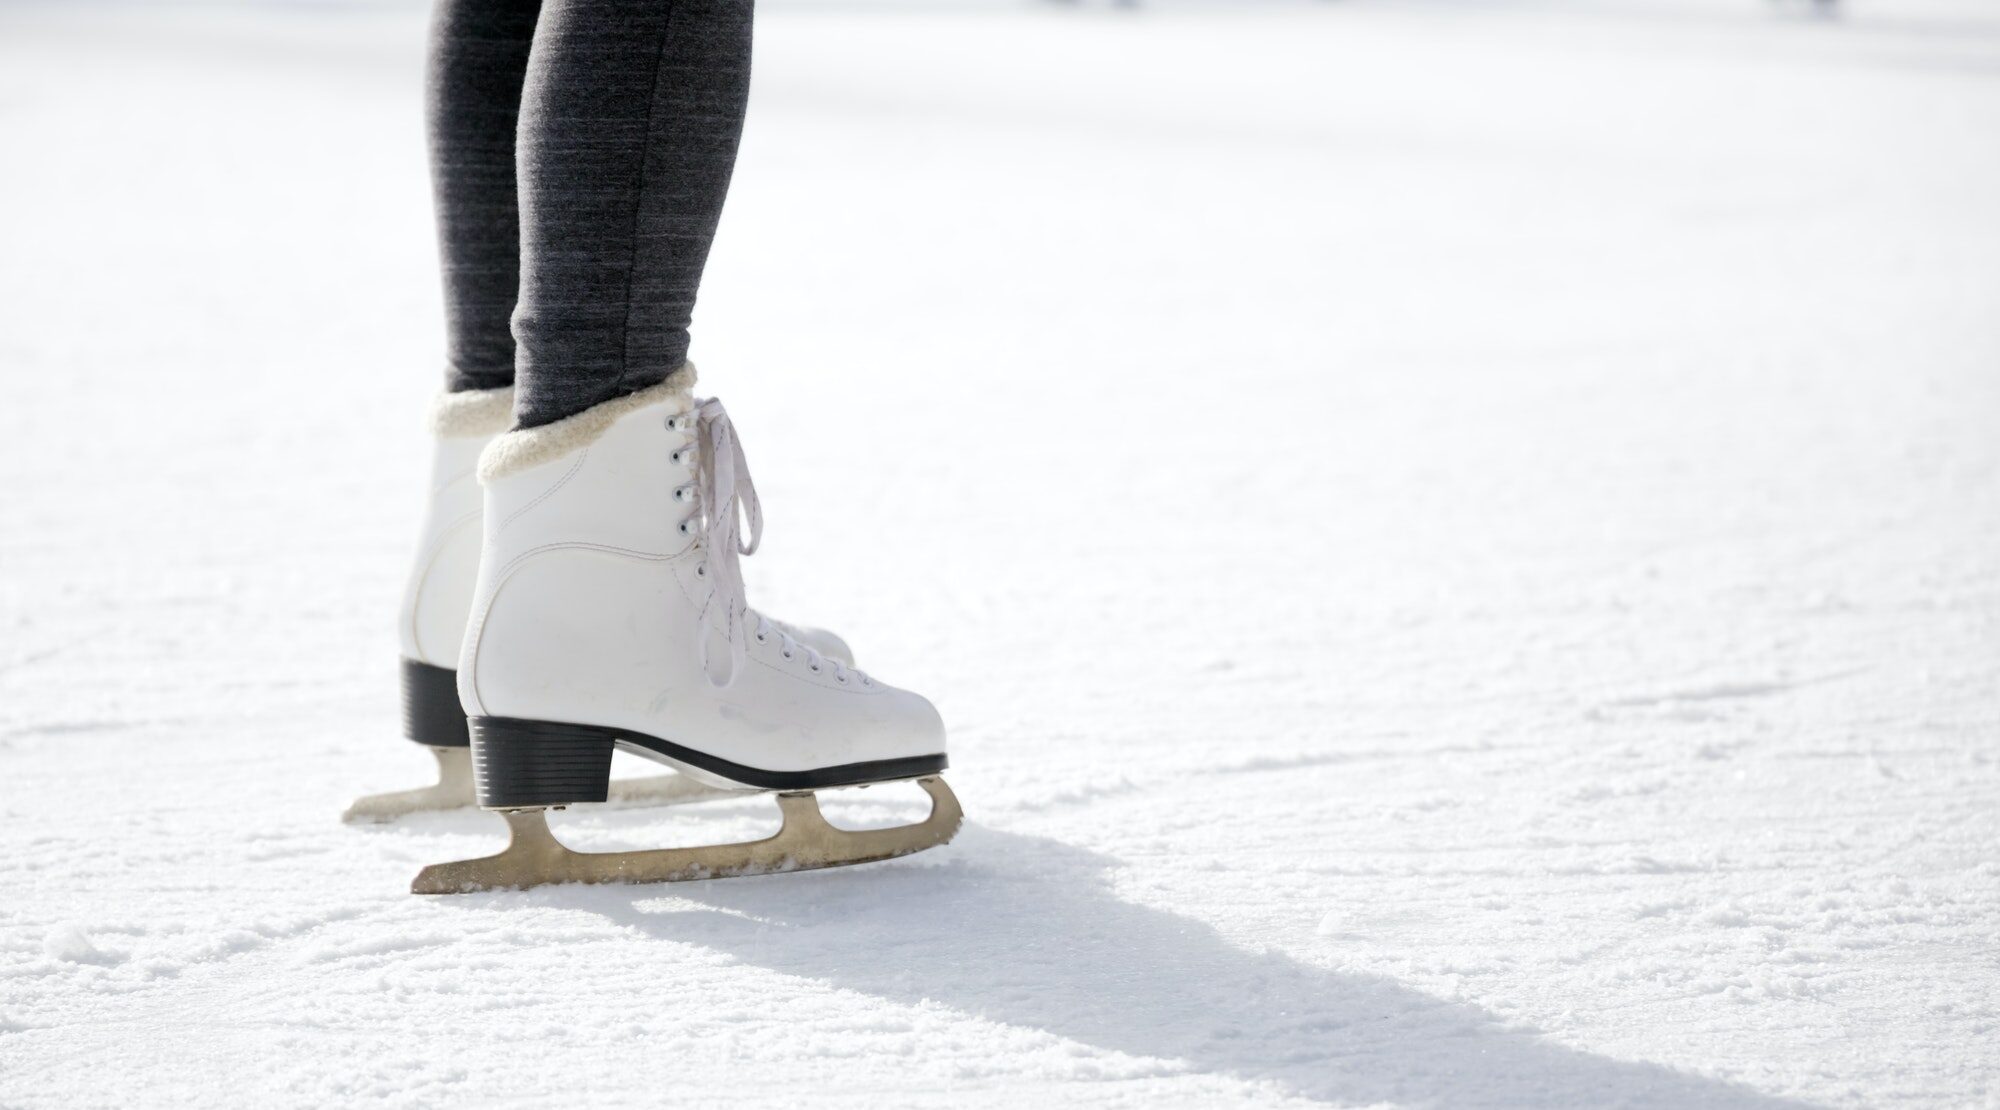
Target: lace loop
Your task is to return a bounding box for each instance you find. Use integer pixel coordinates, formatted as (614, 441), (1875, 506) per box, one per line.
(683, 398), (762, 685)
(675, 397), (859, 689)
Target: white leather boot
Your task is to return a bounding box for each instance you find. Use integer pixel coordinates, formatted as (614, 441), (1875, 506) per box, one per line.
(397, 387), (514, 744)
(412, 367), (959, 892)
(344, 383), (855, 823)
(342, 387), (511, 822)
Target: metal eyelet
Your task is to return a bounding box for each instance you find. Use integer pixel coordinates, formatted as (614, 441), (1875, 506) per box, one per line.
(781, 650), (793, 660)
(695, 564), (706, 578)
(809, 663), (821, 673)
(755, 632), (767, 643)
(678, 521), (691, 535)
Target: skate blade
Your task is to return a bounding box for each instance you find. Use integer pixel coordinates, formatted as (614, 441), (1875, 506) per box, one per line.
(342, 746), (475, 823)
(409, 776), (962, 894)
(344, 747), (742, 823)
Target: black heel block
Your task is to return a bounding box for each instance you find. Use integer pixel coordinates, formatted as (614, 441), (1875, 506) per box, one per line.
(401, 658), (470, 748)
(469, 717), (616, 809)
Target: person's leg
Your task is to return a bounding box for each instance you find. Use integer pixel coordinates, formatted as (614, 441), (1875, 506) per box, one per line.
(403, 0), (956, 888)
(349, 0), (865, 822)
(428, 0), (542, 393)
(511, 0), (754, 427)
(349, 0), (538, 822)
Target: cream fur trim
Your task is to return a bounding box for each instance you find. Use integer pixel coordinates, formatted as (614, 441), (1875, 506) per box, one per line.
(477, 364), (698, 482)
(428, 385), (516, 439)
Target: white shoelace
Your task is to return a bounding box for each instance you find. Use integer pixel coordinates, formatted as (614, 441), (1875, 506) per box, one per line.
(679, 398), (855, 688)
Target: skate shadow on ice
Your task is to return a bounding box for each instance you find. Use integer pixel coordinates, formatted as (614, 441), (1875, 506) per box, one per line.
(567, 824), (1821, 1109)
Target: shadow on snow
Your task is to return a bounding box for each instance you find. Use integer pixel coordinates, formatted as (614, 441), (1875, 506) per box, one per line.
(542, 820), (1819, 1109)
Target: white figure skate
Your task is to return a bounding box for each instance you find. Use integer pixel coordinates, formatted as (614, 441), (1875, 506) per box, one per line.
(411, 369), (958, 893)
(342, 384), (854, 823)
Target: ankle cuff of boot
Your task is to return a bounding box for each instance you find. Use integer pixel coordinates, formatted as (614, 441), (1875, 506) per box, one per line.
(429, 385), (516, 439)
(478, 363), (697, 483)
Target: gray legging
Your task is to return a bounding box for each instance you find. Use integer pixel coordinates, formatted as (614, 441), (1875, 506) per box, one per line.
(428, 0), (752, 427)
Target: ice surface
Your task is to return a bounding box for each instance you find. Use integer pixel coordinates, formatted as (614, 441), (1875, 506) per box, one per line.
(2, 1), (1996, 1106)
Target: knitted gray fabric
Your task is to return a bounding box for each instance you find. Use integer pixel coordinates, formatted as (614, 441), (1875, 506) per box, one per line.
(428, 0), (539, 395)
(428, 0), (753, 427)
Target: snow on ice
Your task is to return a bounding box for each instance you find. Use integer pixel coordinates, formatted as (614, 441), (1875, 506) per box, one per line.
(1, 0), (1996, 1106)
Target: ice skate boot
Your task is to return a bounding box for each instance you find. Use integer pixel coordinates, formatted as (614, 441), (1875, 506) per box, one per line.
(343, 385), (854, 822)
(411, 369), (959, 893)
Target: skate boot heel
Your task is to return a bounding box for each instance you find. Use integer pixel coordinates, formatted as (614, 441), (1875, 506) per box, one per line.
(470, 717), (616, 809)
(401, 658), (470, 747)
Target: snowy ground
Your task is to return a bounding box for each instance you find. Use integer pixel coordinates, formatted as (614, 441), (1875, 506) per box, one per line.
(2, 0), (1997, 1106)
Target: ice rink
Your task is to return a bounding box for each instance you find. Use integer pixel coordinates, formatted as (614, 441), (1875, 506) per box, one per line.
(2, 0), (1996, 1105)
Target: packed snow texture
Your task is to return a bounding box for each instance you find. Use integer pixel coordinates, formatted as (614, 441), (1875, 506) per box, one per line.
(2, 1), (1996, 1106)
